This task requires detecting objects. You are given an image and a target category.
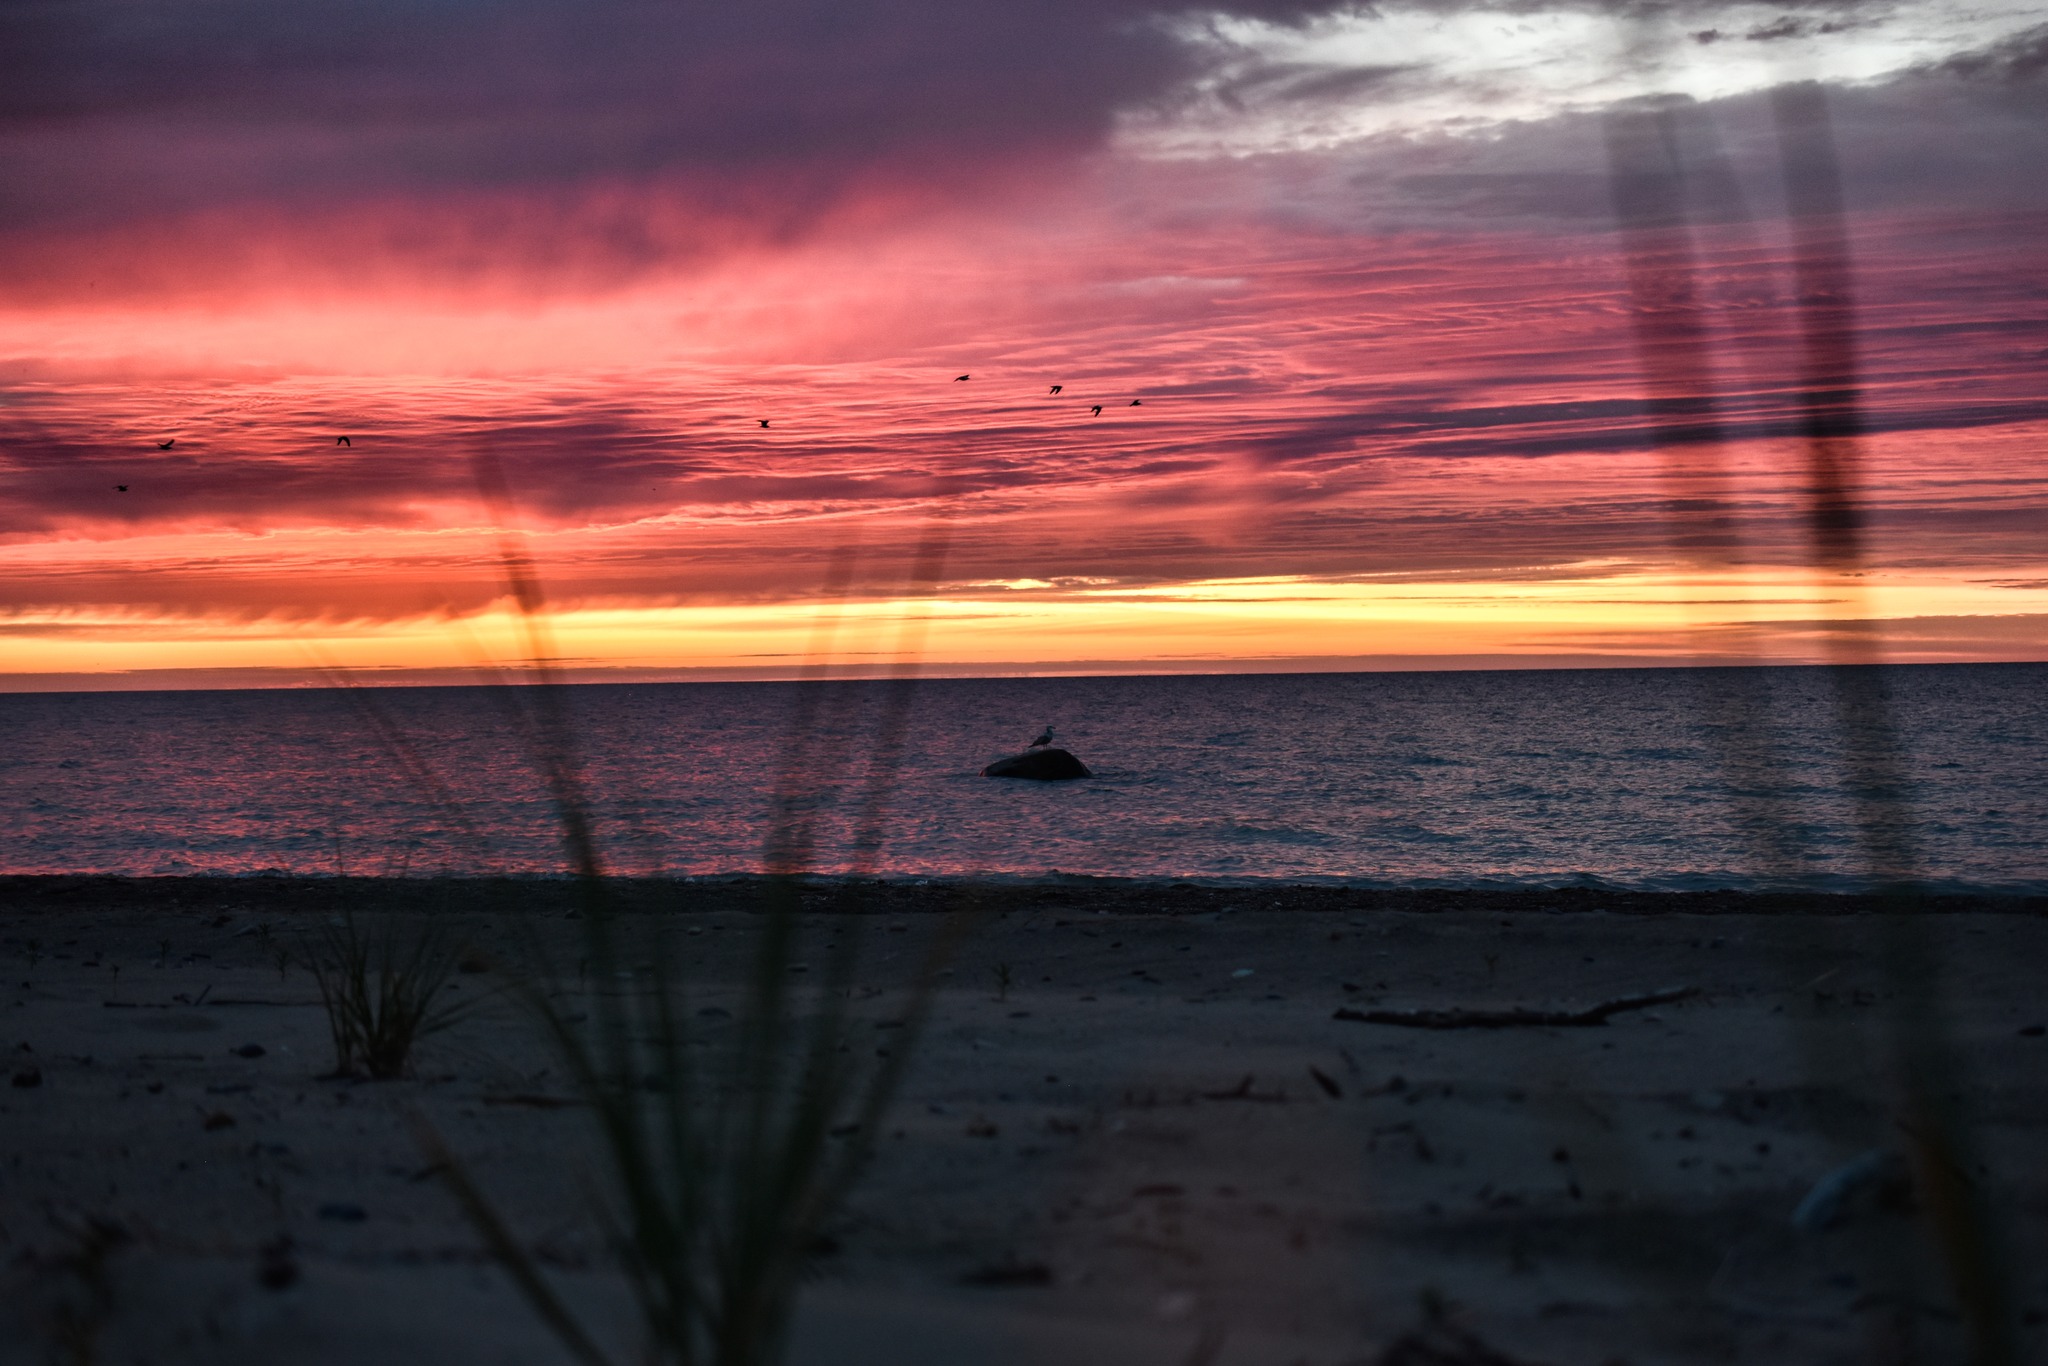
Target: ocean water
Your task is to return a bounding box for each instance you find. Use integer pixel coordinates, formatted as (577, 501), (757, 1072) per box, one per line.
(2, 664), (2043, 893)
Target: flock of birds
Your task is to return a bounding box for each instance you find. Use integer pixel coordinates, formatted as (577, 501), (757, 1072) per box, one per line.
(755, 372), (1140, 430)
(117, 434), (353, 492)
(965, 374), (1143, 422)
(121, 373), (1146, 493)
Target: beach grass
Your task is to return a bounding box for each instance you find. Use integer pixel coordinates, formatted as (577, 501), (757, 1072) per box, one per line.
(303, 909), (472, 1080)
(412, 508), (961, 1365)
(425, 879), (957, 1366)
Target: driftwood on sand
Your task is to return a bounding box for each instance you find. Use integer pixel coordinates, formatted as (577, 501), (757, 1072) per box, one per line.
(1333, 985), (1698, 1029)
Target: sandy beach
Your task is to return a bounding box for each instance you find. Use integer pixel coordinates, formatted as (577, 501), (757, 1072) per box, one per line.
(3, 877), (2044, 1365)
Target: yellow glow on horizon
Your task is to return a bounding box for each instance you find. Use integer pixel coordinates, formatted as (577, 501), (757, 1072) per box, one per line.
(2, 565), (2042, 684)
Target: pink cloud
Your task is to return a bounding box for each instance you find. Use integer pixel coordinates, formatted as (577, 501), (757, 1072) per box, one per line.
(2, 29), (2045, 672)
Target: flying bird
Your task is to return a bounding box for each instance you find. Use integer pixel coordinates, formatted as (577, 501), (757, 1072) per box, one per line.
(1048, 384), (1062, 395)
(954, 374), (969, 381)
(115, 484), (127, 492)
(335, 436), (351, 446)
(759, 419), (770, 428)
(1129, 399), (1142, 407)
(157, 439), (175, 449)
(1090, 405), (1102, 416)
(1028, 725), (1053, 749)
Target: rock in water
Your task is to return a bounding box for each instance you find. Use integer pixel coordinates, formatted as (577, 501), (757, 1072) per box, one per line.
(982, 748), (1092, 780)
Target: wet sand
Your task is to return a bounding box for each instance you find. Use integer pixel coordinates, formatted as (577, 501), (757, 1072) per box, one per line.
(3, 877), (2045, 1365)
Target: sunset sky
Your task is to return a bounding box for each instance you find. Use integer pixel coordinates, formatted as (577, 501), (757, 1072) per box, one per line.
(2, 0), (2044, 688)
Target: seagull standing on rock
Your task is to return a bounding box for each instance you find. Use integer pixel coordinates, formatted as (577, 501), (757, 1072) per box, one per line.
(1028, 726), (1054, 749)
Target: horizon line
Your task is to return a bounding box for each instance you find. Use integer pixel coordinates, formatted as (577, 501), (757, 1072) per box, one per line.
(2, 653), (2043, 696)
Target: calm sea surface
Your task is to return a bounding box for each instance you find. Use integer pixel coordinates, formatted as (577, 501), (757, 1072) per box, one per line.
(2, 665), (2042, 893)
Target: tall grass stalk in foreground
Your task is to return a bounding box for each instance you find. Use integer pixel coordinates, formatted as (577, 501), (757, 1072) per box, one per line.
(304, 911), (472, 1079)
(428, 884), (958, 1366)
(1596, 81), (2016, 1357)
(421, 470), (963, 1365)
